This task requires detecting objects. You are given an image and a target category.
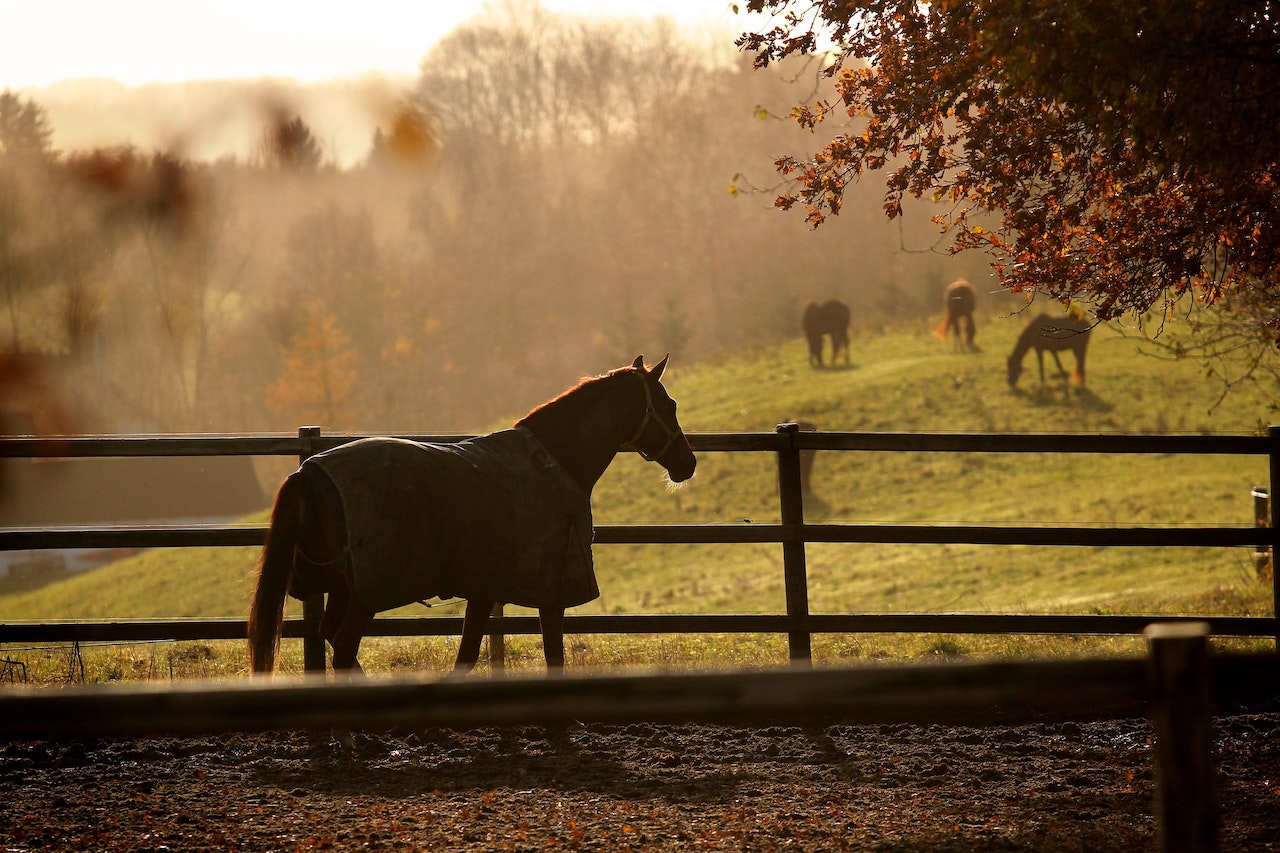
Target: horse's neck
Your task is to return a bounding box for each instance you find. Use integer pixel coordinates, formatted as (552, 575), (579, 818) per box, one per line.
(516, 375), (634, 494)
(1012, 328), (1037, 358)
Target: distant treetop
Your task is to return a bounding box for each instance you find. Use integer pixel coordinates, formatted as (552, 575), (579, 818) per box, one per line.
(738, 0), (1280, 346)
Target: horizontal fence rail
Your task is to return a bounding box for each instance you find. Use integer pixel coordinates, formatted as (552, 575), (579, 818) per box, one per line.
(0, 523), (1271, 551)
(0, 430), (1272, 457)
(1, 626), (1274, 737)
(0, 656), (1155, 737)
(0, 614), (1270, 646)
(7, 641), (1278, 741)
(1, 427), (1278, 661)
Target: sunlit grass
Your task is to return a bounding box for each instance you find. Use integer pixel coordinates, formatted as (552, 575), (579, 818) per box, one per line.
(1, 312), (1277, 685)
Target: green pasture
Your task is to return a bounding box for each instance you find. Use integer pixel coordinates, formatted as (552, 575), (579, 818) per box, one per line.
(2, 308), (1277, 681)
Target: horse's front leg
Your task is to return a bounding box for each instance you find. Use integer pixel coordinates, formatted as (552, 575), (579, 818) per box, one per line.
(1050, 350), (1068, 378)
(539, 606), (566, 673)
(453, 598), (494, 675)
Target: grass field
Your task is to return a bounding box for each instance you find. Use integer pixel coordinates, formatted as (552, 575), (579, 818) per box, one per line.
(2, 306), (1277, 682)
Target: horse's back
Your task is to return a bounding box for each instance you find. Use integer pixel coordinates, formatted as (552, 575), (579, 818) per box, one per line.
(303, 432), (597, 613)
(945, 281), (975, 315)
(1028, 312), (1090, 338)
(823, 298), (850, 330)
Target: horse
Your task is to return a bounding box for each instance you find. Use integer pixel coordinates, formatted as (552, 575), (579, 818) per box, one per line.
(933, 279), (976, 351)
(802, 299), (851, 367)
(247, 355), (696, 678)
(1007, 313), (1093, 387)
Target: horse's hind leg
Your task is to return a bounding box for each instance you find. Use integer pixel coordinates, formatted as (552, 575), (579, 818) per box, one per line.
(539, 607), (566, 672)
(1050, 350), (1069, 379)
(317, 584), (363, 671)
(296, 585), (370, 750)
(319, 588), (344, 660)
(330, 601), (371, 676)
(329, 588), (373, 675)
(453, 598), (495, 675)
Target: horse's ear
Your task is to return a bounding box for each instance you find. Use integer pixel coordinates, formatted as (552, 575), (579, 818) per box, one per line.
(650, 353), (669, 381)
(632, 355), (645, 371)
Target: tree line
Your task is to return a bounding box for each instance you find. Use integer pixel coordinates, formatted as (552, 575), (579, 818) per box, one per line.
(0, 3), (993, 437)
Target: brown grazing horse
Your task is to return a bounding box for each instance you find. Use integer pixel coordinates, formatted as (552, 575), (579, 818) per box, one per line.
(247, 355), (696, 677)
(802, 299), (851, 367)
(934, 279), (976, 351)
(1007, 313), (1093, 387)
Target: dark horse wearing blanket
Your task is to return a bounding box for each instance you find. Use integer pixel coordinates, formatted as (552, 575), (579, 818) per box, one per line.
(802, 299), (851, 367)
(247, 355), (696, 677)
(934, 279), (976, 351)
(1007, 313), (1093, 387)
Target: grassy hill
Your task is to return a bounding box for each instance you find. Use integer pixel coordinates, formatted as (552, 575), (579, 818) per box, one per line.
(2, 307), (1276, 673)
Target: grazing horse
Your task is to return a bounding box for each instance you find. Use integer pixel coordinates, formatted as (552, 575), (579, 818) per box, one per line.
(802, 299), (851, 367)
(1007, 313), (1093, 387)
(247, 355), (696, 677)
(934, 279), (976, 351)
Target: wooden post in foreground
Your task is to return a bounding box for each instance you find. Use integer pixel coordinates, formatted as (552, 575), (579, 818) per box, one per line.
(776, 423), (811, 665)
(1145, 621), (1217, 853)
(1271, 425), (1280, 648)
(298, 426), (328, 675)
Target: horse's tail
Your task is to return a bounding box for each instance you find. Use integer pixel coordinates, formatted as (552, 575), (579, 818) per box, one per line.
(247, 472), (304, 674)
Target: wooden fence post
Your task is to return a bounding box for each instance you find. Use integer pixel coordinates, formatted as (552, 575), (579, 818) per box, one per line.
(1251, 486), (1270, 580)
(1270, 425), (1280, 648)
(488, 602), (506, 675)
(1144, 621), (1217, 853)
(776, 423), (811, 665)
(297, 426), (327, 675)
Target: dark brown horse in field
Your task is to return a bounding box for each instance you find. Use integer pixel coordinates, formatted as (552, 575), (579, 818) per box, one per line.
(247, 355), (696, 677)
(802, 299), (851, 367)
(934, 279), (976, 351)
(1007, 313), (1093, 387)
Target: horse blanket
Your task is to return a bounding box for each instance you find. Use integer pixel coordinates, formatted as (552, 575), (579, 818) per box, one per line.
(301, 428), (597, 612)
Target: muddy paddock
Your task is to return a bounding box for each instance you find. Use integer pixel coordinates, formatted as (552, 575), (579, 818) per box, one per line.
(2, 702), (1277, 851)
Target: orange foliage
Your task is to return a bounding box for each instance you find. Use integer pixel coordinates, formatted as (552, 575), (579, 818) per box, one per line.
(267, 306), (359, 429)
(739, 1), (1280, 339)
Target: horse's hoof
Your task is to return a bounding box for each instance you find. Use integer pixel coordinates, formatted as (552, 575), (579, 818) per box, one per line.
(331, 727), (356, 753)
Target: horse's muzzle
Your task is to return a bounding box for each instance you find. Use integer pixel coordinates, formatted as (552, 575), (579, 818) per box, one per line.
(666, 454), (696, 483)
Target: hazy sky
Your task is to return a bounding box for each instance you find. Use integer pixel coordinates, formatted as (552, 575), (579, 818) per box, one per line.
(3, 0), (747, 89)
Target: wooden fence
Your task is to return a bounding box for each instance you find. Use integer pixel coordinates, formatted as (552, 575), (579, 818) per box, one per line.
(0, 624), (1275, 853)
(1, 429), (1278, 853)
(1, 425), (1278, 669)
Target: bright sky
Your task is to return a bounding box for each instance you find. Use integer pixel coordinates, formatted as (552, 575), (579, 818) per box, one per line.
(2, 0), (748, 89)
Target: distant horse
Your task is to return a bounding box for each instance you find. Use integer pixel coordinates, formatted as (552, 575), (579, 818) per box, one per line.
(1007, 313), (1093, 387)
(934, 279), (976, 351)
(247, 355), (696, 677)
(802, 299), (851, 367)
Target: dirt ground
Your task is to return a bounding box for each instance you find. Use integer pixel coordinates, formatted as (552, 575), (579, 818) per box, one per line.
(1, 703), (1277, 852)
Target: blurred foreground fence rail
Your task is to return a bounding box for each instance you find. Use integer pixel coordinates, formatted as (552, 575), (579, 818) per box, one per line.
(1, 426), (1277, 664)
(0, 625), (1272, 853)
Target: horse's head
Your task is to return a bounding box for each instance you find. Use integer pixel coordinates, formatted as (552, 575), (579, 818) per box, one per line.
(1006, 354), (1022, 388)
(623, 354), (696, 483)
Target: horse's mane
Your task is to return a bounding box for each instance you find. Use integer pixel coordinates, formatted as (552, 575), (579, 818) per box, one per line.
(514, 365), (638, 427)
